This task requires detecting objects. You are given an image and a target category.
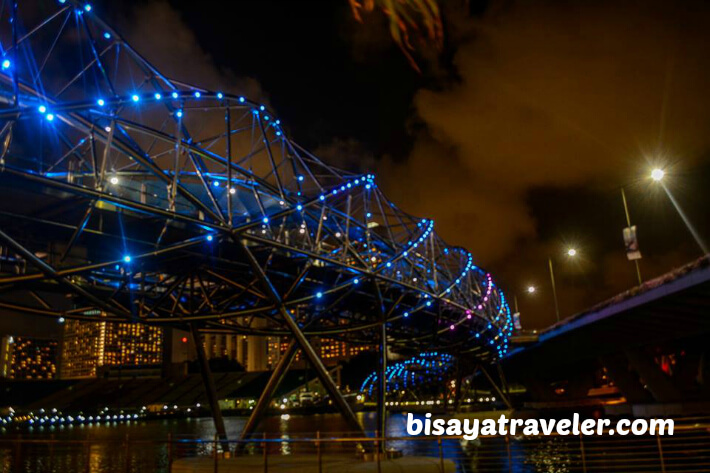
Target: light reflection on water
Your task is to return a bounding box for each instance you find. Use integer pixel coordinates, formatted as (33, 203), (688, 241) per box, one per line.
(0, 412), (571, 472)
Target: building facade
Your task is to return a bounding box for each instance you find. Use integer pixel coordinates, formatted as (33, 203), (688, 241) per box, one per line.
(61, 316), (163, 379)
(200, 333), (370, 371)
(0, 335), (59, 380)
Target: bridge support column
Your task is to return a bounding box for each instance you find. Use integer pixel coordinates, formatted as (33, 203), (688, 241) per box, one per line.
(191, 323), (228, 450)
(237, 240), (366, 439)
(453, 358), (464, 412)
(377, 291), (387, 452)
(600, 353), (653, 404)
(238, 340), (298, 449)
(625, 349), (682, 403)
(479, 364), (513, 410)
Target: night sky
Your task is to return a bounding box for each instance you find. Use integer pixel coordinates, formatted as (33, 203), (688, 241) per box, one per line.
(71, 0), (710, 329)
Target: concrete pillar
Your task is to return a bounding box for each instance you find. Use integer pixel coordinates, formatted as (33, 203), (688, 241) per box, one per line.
(247, 319), (267, 371)
(214, 335), (224, 358)
(226, 335), (234, 360)
(600, 353), (654, 404)
(625, 348), (682, 403)
(203, 334), (213, 359)
(236, 336), (245, 365)
(247, 336), (267, 371)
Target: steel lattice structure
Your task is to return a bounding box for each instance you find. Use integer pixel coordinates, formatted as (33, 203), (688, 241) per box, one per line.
(0, 0), (511, 439)
(360, 352), (455, 398)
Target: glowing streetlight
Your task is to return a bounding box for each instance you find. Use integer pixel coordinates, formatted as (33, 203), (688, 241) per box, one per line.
(651, 167), (708, 255)
(651, 168), (665, 181)
(548, 247), (578, 323)
(513, 284), (537, 324)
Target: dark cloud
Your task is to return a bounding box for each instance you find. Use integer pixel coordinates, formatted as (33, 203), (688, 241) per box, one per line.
(116, 0), (264, 101)
(373, 0), (710, 325)
(384, 0), (710, 256)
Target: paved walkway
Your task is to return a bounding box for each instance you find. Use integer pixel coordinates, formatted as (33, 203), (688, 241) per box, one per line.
(173, 454), (456, 472)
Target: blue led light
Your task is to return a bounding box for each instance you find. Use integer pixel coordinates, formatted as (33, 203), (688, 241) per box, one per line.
(296, 204), (303, 211)
(103, 32), (111, 39)
(46, 114), (55, 121)
(297, 175), (304, 181)
(38, 105), (47, 113)
(262, 217), (269, 224)
(176, 110), (183, 118)
(259, 105), (265, 111)
(403, 312), (409, 318)
(123, 255), (132, 263)
(97, 98), (105, 107)
(353, 278), (360, 285)
(212, 180), (220, 187)
(217, 92), (223, 99)
(206, 235), (213, 242)
(131, 94), (139, 102)
(154, 92), (162, 100)
(194, 91), (201, 98)
(1, 59), (10, 70)
(239, 97), (245, 103)
(171, 92), (178, 99)
(84, 4), (92, 12)
(316, 291), (323, 298)
(319, 195), (325, 201)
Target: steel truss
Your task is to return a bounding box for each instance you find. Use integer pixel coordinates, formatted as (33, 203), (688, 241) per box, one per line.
(0, 0), (512, 442)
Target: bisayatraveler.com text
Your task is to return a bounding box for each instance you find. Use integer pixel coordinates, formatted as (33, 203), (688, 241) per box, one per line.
(406, 413), (674, 440)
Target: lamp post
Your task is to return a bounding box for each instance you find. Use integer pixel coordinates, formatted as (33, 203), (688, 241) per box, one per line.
(620, 187), (643, 285)
(650, 168), (708, 255)
(513, 285), (536, 315)
(548, 248), (577, 323)
(651, 168), (710, 255)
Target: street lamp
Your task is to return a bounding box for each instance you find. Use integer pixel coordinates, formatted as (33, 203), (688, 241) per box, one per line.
(548, 248), (577, 323)
(513, 285), (537, 314)
(620, 187), (643, 285)
(512, 284), (537, 332)
(650, 167), (708, 255)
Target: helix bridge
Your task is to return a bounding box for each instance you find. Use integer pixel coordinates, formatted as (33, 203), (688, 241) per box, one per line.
(360, 352), (456, 399)
(0, 0), (512, 438)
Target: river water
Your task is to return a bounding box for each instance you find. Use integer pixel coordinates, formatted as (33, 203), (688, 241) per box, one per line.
(0, 411), (510, 472)
(0, 411), (681, 472)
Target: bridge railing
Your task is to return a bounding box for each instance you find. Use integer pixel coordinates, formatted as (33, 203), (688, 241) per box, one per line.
(1, 422), (708, 472)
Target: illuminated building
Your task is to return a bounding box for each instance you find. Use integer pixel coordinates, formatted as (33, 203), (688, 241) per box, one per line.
(266, 335), (373, 368)
(0, 335), (58, 380)
(61, 315), (163, 379)
(201, 333), (265, 370)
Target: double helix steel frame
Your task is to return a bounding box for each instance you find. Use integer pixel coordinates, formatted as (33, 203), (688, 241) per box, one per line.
(0, 0), (512, 444)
